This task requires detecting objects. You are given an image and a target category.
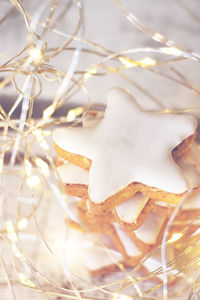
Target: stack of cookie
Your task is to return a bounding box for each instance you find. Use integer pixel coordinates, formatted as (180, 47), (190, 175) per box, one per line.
(53, 87), (200, 279)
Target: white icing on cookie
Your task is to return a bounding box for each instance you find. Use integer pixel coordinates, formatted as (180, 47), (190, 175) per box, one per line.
(134, 212), (165, 244)
(113, 223), (141, 257)
(155, 161), (200, 210)
(57, 163), (89, 185)
(53, 87), (196, 204)
(115, 192), (149, 223)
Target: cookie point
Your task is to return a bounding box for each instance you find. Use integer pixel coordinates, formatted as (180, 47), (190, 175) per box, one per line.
(107, 87), (138, 107)
(53, 127), (65, 146)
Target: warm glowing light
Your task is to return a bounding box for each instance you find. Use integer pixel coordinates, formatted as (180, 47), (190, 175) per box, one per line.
(152, 32), (165, 42)
(66, 110), (76, 122)
(35, 158), (49, 177)
(18, 273), (35, 288)
(6, 220), (17, 242)
(17, 218), (28, 230)
(33, 130), (49, 151)
(168, 232), (183, 243)
(84, 67), (97, 80)
(162, 109), (172, 113)
(41, 130), (51, 136)
(6, 220), (15, 234)
(113, 293), (132, 300)
(25, 160), (32, 177)
(119, 56), (156, 69)
(119, 56), (137, 68)
(29, 47), (43, 64)
(26, 175), (40, 188)
(185, 246), (193, 255)
(39, 140), (49, 150)
(66, 107), (84, 122)
(43, 104), (55, 121)
(139, 57), (157, 67)
(161, 47), (183, 57)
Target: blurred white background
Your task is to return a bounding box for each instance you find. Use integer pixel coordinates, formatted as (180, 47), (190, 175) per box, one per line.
(1, 0), (200, 117)
(0, 2), (200, 299)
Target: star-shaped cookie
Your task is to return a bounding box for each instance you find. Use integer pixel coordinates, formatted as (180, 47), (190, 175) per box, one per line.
(53, 87), (196, 210)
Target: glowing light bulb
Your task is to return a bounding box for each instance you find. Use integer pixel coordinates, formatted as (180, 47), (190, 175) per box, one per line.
(17, 218), (28, 230)
(66, 107), (84, 122)
(6, 220), (14, 233)
(6, 220), (17, 242)
(118, 56), (137, 68)
(39, 140), (49, 151)
(29, 47), (43, 64)
(66, 110), (76, 122)
(168, 232), (183, 243)
(139, 57), (157, 67)
(162, 109), (171, 113)
(152, 32), (165, 42)
(33, 130), (49, 151)
(41, 130), (51, 136)
(119, 56), (156, 69)
(43, 104), (55, 121)
(26, 175), (40, 188)
(35, 158), (49, 177)
(18, 273), (35, 288)
(161, 47), (183, 57)
(84, 67), (97, 80)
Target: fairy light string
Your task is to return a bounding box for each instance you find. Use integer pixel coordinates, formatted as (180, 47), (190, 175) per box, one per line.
(0, 0), (200, 299)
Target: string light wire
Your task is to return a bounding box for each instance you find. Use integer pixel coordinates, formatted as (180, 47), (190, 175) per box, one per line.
(0, 0), (200, 299)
